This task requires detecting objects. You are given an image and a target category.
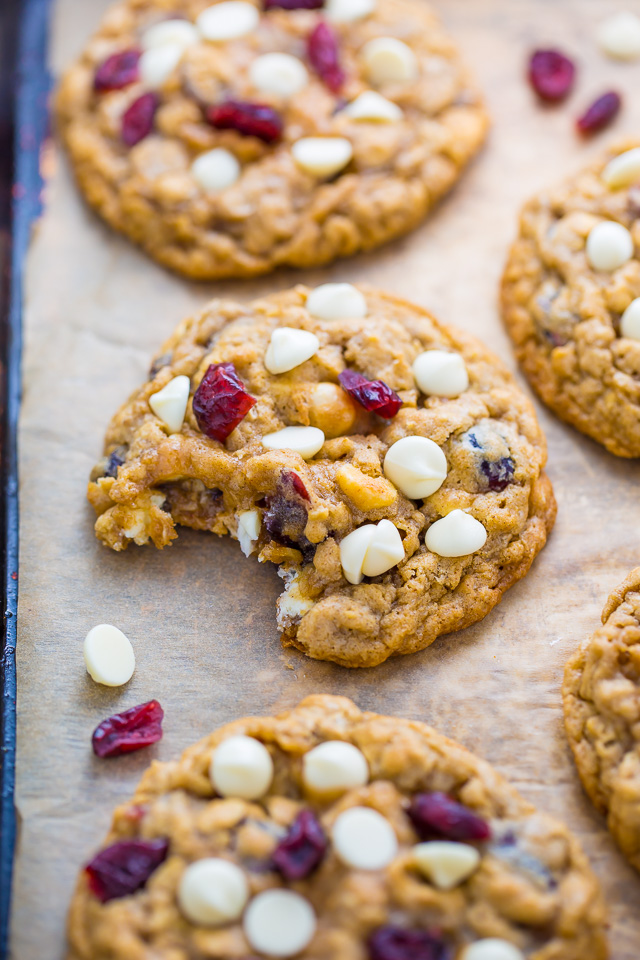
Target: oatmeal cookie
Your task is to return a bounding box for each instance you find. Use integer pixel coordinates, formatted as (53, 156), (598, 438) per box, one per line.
(88, 284), (556, 667)
(563, 568), (640, 871)
(501, 141), (640, 458)
(67, 695), (607, 960)
(54, 0), (488, 280)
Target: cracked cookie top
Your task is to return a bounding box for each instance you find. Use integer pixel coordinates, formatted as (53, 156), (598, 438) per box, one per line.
(563, 568), (640, 872)
(501, 141), (640, 458)
(88, 284), (555, 667)
(66, 695), (607, 960)
(54, 0), (488, 280)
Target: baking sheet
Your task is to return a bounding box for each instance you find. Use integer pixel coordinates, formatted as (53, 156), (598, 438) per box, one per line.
(10, 0), (640, 955)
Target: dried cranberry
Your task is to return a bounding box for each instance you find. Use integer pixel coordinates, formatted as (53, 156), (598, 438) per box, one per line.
(104, 445), (127, 478)
(192, 363), (256, 442)
(85, 838), (169, 902)
(338, 369), (402, 419)
(480, 456), (515, 492)
(408, 792), (491, 842)
(263, 470), (314, 559)
(528, 49), (575, 102)
(308, 22), (345, 93)
(272, 809), (327, 879)
(368, 927), (449, 960)
(264, 0), (323, 7)
(122, 92), (158, 147)
(92, 700), (164, 758)
(206, 101), (283, 143)
(576, 91), (621, 135)
(94, 49), (141, 92)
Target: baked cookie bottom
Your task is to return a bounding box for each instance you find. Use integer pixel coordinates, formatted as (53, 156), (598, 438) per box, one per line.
(67, 695), (608, 960)
(88, 285), (556, 667)
(501, 141), (640, 458)
(563, 568), (640, 871)
(55, 0), (488, 280)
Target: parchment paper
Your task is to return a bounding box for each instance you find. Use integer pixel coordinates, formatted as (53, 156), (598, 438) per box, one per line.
(10, 0), (640, 955)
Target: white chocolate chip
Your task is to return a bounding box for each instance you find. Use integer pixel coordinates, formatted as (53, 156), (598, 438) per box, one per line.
(237, 509), (261, 556)
(139, 44), (183, 88)
(191, 148), (240, 192)
(332, 807), (398, 870)
(265, 327), (320, 374)
(292, 137), (353, 178)
(262, 426), (325, 459)
(339, 520), (404, 584)
(361, 37), (418, 85)
(621, 297), (640, 340)
(83, 624), (135, 687)
(149, 375), (190, 433)
(383, 436), (447, 499)
(197, 1), (259, 41)
(244, 890), (316, 957)
(413, 841), (480, 890)
(141, 19), (200, 51)
(586, 220), (634, 271)
(425, 509), (487, 558)
(339, 523), (376, 585)
(461, 940), (525, 960)
(412, 350), (469, 398)
(303, 740), (369, 793)
(598, 11), (640, 60)
(249, 52), (308, 97)
(306, 283), (367, 321)
(178, 858), (248, 926)
(210, 735), (273, 799)
(602, 147), (640, 189)
(343, 90), (402, 122)
(325, 0), (376, 22)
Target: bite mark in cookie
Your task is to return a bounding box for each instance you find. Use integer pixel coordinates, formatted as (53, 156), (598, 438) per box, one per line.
(88, 285), (556, 667)
(501, 141), (640, 457)
(66, 695), (608, 960)
(54, 0), (488, 280)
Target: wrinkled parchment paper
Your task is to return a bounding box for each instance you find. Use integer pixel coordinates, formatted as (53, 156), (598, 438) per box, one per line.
(10, 0), (640, 955)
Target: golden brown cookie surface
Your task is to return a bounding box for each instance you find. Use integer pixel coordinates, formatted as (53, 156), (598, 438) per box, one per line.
(88, 285), (555, 667)
(501, 141), (640, 458)
(67, 695), (607, 960)
(563, 568), (640, 871)
(55, 0), (488, 280)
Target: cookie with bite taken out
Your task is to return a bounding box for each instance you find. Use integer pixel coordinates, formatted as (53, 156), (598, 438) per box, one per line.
(88, 283), (556, 667)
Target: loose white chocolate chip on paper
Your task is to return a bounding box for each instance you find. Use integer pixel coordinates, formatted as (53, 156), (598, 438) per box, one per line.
(621, 297), (640, 340)
(178, 858), (248, 926)
(413, 841), (480, 890)
(343, 90), (403, 122)
(197, 1), (259, 41)
(83, 624), (135, 687)
(383, 435), (447, 499)
(191, 148), (240, 192)
(237, 509), (261, 557)
(462, 940), (525, 960)
(413, 350), (469, 398)
(361, 37), (418, 85)
(602, 147), (640, 189)
(598, 11), (640, 60)
(292, 137), (353, 178)
(265, 327), (320, 374)
(425, 509), (487, 558)
(262, 426), (325, 458)
(306, 283), (367, 321)
(586, 220), (634, 271)
(332, 806), (398, 870)
(325, 0), (376, 22)
(244, 889), (317, 957)
(149, 375), (190, 433)
(210, 735), (274, 799)
(250, 52), (308, 97)
(139, 44), (183, 88)
(303, 740), (369, 793)
(141, 19), (200, 50)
